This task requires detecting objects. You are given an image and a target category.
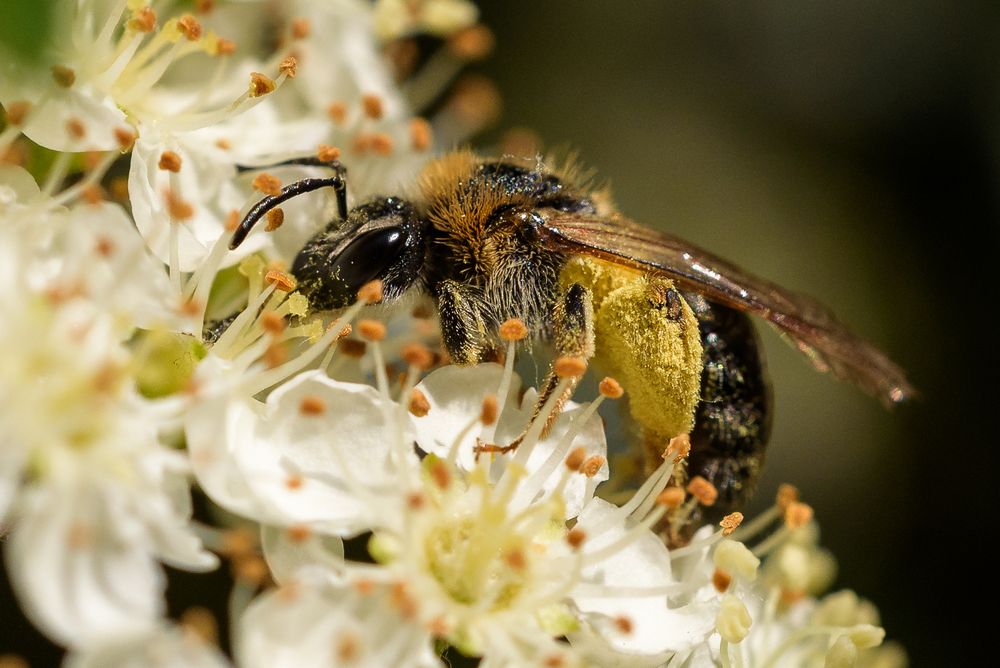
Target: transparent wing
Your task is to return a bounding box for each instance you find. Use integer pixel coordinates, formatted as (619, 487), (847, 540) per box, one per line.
(539, 210), (915, 405)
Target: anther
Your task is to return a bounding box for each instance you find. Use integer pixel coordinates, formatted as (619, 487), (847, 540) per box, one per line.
(317, 144), (341, 162)
(286, 525), (312, 543)
(449, 75), (502, 127)
(177, 15), (203, 41)
(370, 133), (394, 155)
(714, 540), (760, 582)
(712, 568), (732, 593)
(362, 94), (384, 120)
(566, 528), (587, 549)
(356, 280), (384, 304)
(279, 56), (298, 78)
(503, 547), (527, 571)
(599, 377), (624, 399)
(656, 487), (685, 509)
(158, 150), (182, 172)
(164, 189), (194, 221)
(4, 101), (30, 126)
(232, 556), (268, 586)
(408, 388), (430, 417)
(353, 579), (376, 596)
(264, 269), (296, 292)
(410, 118), (432, 151)
(94, 236), (116, 257)
(480, 394), (498, 425)
(784, 501), (814, 529)
(327, 102), (347, 125)
(499, 318), (528, 341)
(336, 632), (360, 663)
(264, 342), (288, 367)
(429, 459), (450, 490)
(127, 7), (157, 32)
(66, 523), (93, 549)
(448, 24), (495, 60)
(220, 528), (256, 557)
(427, 616), (449, 637)
(357, 320), (386, 342)
(336, 324), (353, 339)
(581, 455), (605, 478)
(338, 339), (367, 358)
(215, 38), (236, 55)
(196, 0), (214, 14)
(114, 127), (137, 151)
(224, 209), (240, 231)
(265, 207), (284, 231)
(406, 491), (425, 510)
(614, 616), (634, 635)
(291, 17), (311, 39)
(716, 594), (752, 644)
(110, 177), (129, 201)
(81, 185), (104, 205)
(83, 151), (103, 170)
(776, 483), (799, 510)
(252, 172), (282, 196)
(720, 512), (744, 536)
(687, 476), (718, 506)
(66, 117), (86, 140)
(665, 433), (691, 461)
(249, 72), (276, 97)
(565, 447), (587, 471)
(500, 127), (541, 158)
(299, 395), (326, 416)
(51, 65), (76, 88)
(554, 356), (587, 378)
(285, 473), (304, 490)
(401, 343), (434, 370)
(179, 607), (218, 644)
(390, 582), (418, 618)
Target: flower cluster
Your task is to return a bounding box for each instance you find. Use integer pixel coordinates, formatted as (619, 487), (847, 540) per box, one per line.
(2, 2), (903, 666)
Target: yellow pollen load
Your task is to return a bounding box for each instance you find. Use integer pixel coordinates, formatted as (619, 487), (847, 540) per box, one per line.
(559, 256), (702, 444)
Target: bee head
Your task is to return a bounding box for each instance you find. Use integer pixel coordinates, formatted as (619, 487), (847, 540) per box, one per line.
(291, 196), (428, 311)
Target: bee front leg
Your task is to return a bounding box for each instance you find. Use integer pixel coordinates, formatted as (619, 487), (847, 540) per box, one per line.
(436, 279), (491, 366)
(531, 282), (596, 435)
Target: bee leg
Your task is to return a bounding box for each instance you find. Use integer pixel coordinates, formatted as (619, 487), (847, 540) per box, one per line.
(531, 282), (595, 435)
(436, 279), (491, 366)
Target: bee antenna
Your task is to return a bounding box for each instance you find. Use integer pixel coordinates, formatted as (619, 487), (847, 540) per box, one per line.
(229, 158), (348, 250)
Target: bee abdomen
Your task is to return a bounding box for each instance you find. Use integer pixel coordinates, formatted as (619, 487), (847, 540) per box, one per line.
(685, 297), (773, 509)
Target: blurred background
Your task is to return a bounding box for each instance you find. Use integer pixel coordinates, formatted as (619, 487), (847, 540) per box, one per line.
(475, 1), (997, 664)
(2, 1), (995, 665)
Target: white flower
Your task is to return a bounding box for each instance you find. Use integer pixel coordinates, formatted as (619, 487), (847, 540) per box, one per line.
(64, 623), (230, 668)
(373, 0), (479, 41)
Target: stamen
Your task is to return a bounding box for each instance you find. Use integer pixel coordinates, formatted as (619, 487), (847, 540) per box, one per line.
(613, 616), (634, 635)
(219, 528), (257, 558)
(336, 632), (360, 662)
(408, 388), (430, 417)
(317, 144), (341, 162)
(499, 318), (529, 341)
(339, 339), (367, 358)
(252, 172), (282, 196)
(401, 343), (434, 370)
(265, 208), (284, 231)
(566, 528), (587, 550)
(713, 568), (732, 593)
(127, 7), (157, 32)
(410, 118), (432, 151)
(176, 15), (203, 41)
(164, 188), (194, 221)
(224, 209), (240, 231)
(158, 150), (182, 172)
(716, 594), (752, 644)
(264, 269), (296, 292)
(598, 377), (624, 399)
(665, 433), (691, 462)
(357, 320), (387, 341)
(362, 94), (384, 120)
(784, 502), (814, 529)
(3, 101), (30, 126)
(370, 133), (394, 156)
(429, 459), (451, 490)
(720, 512), (744, 536)
(66, 118), (87, 140)
(776, 483), (799, 510)
(114, 127), (137, 151)
(232, 556), (268, 586)
(656, 486), (685, 509)
(249, 72), (276, 97)
(553, 356), (587, 378)
(480, 394), (498, 425)
(279, 57), (298, 79)
(327, 102), (347, 125)
(564, 447), (587, 472)
(291, 17), (311, 39)
(357, 280), (384, 304)
(286, 525), (312, 543)
(51, 65), (76, 88)
(299, 395), (326, 416)
(714, 540), (760, 582)
(687, 476), (718, 506)
(503, 547), (527, 571)
(580, 455), (605, 478)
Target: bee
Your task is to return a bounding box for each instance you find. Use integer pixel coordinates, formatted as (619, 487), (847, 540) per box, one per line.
(229, 151), (913, 510)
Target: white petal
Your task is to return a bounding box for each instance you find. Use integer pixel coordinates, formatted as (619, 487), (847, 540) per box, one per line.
(5, 484), (163, 648)
(570, 499), (716, 657)
(261, 524), (345, 585)
(64, 624), (231, 668)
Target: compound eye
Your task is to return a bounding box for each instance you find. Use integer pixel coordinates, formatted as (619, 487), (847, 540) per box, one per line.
(330, 225), (408, 294)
